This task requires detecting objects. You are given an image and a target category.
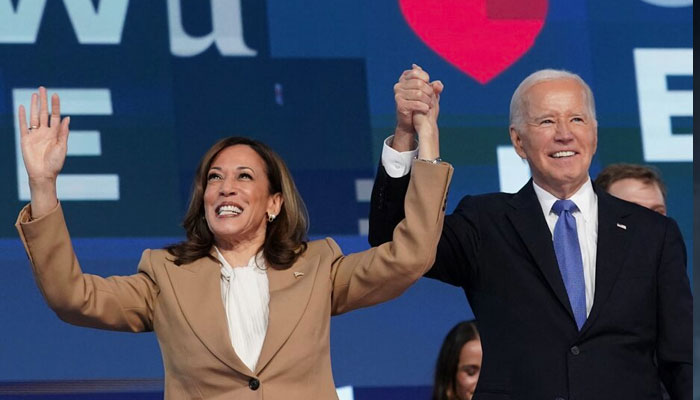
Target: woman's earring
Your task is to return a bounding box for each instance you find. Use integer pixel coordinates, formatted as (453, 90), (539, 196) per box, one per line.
(268, 213), (276, 223)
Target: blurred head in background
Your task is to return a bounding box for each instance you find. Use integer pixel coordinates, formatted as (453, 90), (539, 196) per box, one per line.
(594, 163), (667, 215)
(432, 320), (482, 400)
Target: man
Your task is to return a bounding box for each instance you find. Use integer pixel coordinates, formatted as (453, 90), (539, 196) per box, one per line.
(595, 164), (676, 400)
(369, 66), (691, 399)
(594, 163), (667, 215)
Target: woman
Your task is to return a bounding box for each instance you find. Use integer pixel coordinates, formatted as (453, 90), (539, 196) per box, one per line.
(15, 86), (450, 399)
(432, 321), (482, 400)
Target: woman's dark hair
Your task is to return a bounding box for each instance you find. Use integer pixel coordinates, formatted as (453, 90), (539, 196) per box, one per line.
(165, 136), (308, 268)
(432, 320), (480, 400)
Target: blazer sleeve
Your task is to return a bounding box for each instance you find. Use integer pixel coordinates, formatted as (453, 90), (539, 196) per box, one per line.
(15, 203), (159, 332)
(369, 163), (480, 287)
(656, 217), (692, 399)
(330, 161), (453, 315)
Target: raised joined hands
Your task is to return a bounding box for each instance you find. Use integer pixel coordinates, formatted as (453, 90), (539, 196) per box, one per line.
(393, 64), (443, 159)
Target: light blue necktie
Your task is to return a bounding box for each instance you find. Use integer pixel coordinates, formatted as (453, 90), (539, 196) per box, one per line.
(552, 199), (587, 330)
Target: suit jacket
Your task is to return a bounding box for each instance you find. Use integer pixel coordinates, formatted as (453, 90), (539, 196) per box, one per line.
(369, 166), (692, 400)
(16, 161), (453, 400)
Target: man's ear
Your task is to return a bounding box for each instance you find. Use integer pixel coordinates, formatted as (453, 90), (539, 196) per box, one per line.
(509, 126), (528, 159)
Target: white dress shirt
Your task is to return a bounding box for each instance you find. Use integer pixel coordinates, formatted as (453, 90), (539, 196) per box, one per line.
(381, 136), (599, 315)
(382, 136), (418, 178)
(215, 248), (270, 372)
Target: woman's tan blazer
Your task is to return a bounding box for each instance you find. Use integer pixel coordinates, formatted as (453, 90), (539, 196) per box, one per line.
(16, 161), (452, 399)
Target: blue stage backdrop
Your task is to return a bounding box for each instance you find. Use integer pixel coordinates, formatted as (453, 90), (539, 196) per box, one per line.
(0, 0), (692, 393)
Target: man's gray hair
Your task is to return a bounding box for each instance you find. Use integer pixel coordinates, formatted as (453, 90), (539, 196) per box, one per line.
(509, 69), (596, 129)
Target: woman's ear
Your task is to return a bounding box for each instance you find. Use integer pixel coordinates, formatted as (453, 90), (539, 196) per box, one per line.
(267, 192), (283, 219)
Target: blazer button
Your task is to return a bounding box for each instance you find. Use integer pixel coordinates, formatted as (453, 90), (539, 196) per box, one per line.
(248, 378), (260, 391)
(570, 346), (580, 355)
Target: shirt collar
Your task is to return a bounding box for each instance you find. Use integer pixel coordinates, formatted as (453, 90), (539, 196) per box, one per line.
(532, 178), (596, 222)
(215, 247), (266, 273)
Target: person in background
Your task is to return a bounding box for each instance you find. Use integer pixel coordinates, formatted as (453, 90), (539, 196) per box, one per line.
(432, 320), (482, 400)
(595, 162), (674, 400)
(594, 163), (667, 215)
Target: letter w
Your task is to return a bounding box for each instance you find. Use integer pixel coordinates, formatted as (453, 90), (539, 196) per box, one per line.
(0, 0), (128, 44)
(0, 0), (46, 43)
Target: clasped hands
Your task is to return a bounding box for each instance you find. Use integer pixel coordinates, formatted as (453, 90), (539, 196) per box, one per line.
(393, 64), (443, 160)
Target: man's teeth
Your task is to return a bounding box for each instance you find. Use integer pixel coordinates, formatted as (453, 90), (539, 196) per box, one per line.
(218, 205), (242, 216)
(552, 151), (575, 158)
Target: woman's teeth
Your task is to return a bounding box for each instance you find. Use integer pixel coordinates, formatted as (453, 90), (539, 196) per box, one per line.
(217, 205), (242, 216)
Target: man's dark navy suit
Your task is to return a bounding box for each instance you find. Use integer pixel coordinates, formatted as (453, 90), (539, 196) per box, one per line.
(369, 167), (691, 400)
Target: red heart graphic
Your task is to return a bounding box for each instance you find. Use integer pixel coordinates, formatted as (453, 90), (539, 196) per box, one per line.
(399, 0), (548, 84)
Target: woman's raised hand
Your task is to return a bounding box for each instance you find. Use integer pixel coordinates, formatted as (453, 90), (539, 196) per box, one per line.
(392, 65), (442, 160)
(18, 87), (70, 217)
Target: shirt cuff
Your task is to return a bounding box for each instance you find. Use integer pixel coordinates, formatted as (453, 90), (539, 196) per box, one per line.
(381, 135), (418, 178)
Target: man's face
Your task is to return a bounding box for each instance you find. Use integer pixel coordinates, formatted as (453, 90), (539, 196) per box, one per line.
(510, 78), (598, 198)
(607, 178), (666, 215)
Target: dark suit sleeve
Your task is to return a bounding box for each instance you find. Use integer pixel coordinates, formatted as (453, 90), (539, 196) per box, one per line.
(428, 195), (481, 286)
(368, 164), (410, 247)
(656, 218), (692, 399)
(368, 164), (479, 287)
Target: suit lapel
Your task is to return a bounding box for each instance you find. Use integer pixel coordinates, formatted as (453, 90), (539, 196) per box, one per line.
(506, 181), (576, 322)
(255, 252), (320, 375)
(164, 253), (252, 375)
(580, 188), (631, 334)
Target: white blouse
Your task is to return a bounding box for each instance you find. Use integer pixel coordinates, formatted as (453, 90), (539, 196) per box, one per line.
(215, 248), (270, 372)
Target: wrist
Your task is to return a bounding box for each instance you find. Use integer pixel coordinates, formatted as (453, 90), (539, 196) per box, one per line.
(416, 128), (439, 160)
(415, 155), (442, 164)
(392, 127), (418, 152)
(415, 121), (438, 139)
(417, 145), (439, 160)
(29, 192), (58, 220)
(28, 176), (57, 189)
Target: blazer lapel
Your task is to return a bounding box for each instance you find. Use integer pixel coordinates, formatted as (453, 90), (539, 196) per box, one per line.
(255, 253), (320, 375)
(506, 181), (576, 322)
(164, 253), (252, 375)
(580, 188), (631, 334)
